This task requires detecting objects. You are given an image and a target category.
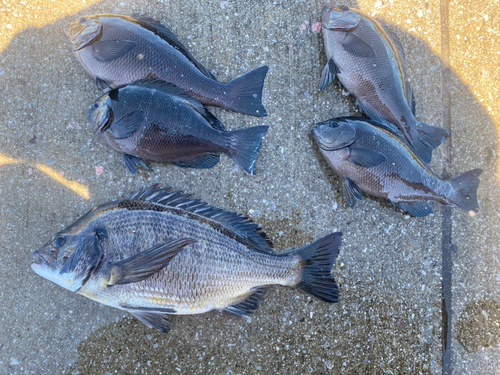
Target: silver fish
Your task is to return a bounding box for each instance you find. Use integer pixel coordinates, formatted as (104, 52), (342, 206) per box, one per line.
(87, 79), (269, 175)
(31, 186), (342, 333)
(312, 117), (482, 217)
(65, 14), (268, 117)
(320, 6), (449, 163)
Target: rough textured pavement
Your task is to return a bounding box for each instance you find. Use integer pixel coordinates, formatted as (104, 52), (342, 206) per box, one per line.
(0, 0), (498, 374)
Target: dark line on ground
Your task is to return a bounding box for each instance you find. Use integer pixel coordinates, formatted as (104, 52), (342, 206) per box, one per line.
(440, 0), (453, 373)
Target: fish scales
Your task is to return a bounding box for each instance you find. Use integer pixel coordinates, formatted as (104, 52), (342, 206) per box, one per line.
(321, 6), (449, 163)
(32, 186), (342, 332)
(87, 80), (269, 174)
(94, 208), (299, 309)
(312, 117), (482, 217)
(66, 14), (269, 117)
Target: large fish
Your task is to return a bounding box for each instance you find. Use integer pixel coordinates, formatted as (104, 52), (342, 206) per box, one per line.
(320, 6), (449, 163)
(31, 186), (342, 333)
(312, 117), (482, 217)
(65, 14), (268, 117)
(87, 79), (269, 174)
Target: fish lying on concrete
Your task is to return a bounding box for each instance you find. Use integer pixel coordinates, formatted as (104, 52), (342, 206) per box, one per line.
(87, 79), (269, 174)
(65, 14), (268, 117)
(312, 117), (482, 217)
(31, 185), (342, 333)
(320, 5), (449, 163)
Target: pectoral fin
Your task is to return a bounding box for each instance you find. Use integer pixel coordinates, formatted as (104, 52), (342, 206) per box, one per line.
(319, 59), (340, 91)
(108, 110), (143, 139)
(96, 76), (112, 90)
(347, 147), (386, 168)
(107, 238), (195, 285)
(92, 40), (137, 62)
(342, 177), (363, 208)
(341, 33), (376, 58)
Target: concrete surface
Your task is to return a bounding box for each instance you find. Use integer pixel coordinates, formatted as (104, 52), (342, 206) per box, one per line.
(0, 0), (498, 374)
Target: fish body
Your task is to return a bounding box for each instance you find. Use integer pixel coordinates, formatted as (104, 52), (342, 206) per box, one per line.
(87, 79), (269, 174)
(66, 14), (268, 117)
(312, 117), (482, 217)
(32, 186), (342, 333)
(320, 6), (449, 163)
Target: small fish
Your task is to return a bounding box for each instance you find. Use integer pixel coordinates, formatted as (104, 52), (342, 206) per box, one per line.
(65, 14), (268, 117)
(87, 79), (269, 174)
(320, 6), (449, 163)
(31, 185), (342, 333)
(312, 117), (482, 217)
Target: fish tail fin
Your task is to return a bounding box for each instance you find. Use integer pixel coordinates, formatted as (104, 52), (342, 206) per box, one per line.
(449, 168), (482, 212)
(296, 232), (342, 303)
(226, 66), (269, 117)
(226, 125), (268, 174)
(410, 122), (450, 163)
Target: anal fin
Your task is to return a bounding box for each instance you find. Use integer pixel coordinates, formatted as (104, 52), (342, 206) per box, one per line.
(173, 154), (220, 169)
(224, 288), (267, 318)
(125, 308), (173, 333)
(396, 201), (433, 217)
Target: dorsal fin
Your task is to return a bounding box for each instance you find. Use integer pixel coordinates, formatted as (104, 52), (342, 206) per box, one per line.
(131, 14), (217, 81)
(381, 25), (416, 114)
(128, 79), (224, 130)
(128, 185), (273, 251)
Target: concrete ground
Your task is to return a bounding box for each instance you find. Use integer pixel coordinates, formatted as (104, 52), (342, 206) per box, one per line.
(0, 0), (498, 374)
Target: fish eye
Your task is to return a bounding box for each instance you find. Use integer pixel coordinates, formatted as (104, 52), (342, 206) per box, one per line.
(79, 17), (88, 23)
(54, 236), (66, 248)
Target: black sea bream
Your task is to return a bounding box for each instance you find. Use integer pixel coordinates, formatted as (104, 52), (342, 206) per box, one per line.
(32, 186), (342, 333)
(312, 117), (482, 217)
(320, 6), (449, 163)
(66, 14), (268, 116)
(87, 80), (268, 174)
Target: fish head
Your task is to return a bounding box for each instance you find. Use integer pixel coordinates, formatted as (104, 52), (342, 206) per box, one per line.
(65, 16), (103, 51)
(31, 224), (106, 293)
(87, 95), (115, 133)
(312, 118), (356, 151)
(322, 5), (361, 31)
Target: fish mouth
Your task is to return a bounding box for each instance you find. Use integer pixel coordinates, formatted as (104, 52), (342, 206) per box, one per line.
(312, 120), (355, 151)
(31, 251), (48, 276)
(65, 16), (103, 51)
(322, 6), (360, 31)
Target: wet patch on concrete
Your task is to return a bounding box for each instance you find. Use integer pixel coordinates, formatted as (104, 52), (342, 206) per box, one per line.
(256, 210), (314, 250)
(71, 283), (438, 375)
(456, 299), (500, 354)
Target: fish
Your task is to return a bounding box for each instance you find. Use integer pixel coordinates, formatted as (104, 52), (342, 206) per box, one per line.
(320, 5), (449, 163)
(87, 79), (269, 175)
(65, 14), (269, 117)
(31, 185), (342, 333)
(312, 117), (482, 217)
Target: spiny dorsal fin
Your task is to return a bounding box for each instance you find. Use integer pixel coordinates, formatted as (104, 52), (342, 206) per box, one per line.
(128, 185), (273, 251)
(131, 14), (217, 80)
